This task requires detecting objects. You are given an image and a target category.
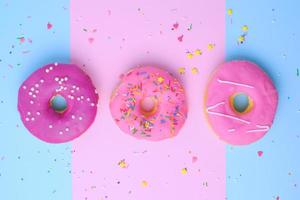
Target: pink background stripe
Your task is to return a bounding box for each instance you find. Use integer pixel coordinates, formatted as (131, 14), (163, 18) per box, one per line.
(71, 0), (226, 199)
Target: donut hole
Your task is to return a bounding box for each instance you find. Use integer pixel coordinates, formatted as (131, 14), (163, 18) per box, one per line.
(140, 96), (157, 116)
(50, 94), (67, 113)
(230, 93), (253, 114)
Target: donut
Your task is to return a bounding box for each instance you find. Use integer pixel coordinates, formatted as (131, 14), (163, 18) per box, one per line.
(205, 60), (278, 145)
(110, 66), (187, 141)
(18, 63), (99, 143)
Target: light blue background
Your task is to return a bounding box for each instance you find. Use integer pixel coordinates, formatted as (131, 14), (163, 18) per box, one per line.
(0, 1), (71, 200)
(226, 0), (300, 199)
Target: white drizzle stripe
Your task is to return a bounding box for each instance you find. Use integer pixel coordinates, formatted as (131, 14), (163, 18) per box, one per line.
(206, 102), (225, 110)
(206, 102), (250, 124)
(217, 79), (254, 89)
(247, 125), (270, 133)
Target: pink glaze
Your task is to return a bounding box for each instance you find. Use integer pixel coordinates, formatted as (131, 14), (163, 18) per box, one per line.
(110, 66), (187, 141)
(18, 63), (99, 143)
(205, 60), (278, 145)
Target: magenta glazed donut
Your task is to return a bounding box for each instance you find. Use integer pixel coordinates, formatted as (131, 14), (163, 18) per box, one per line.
(110, 66), (188, 141)
(205, 60), (278, 145)
(18, 63), (99, 143)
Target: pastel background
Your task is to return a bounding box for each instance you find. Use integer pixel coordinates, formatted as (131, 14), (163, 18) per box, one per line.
(0, 1), (71, 200)
(226, 0), (300, 199)
(0, 0), (299, 200)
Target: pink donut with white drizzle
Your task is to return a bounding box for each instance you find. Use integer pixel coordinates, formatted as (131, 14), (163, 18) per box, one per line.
(205, 60), (278, 145)
(18, 63), (99, 143)
(110, 66), (187, 141)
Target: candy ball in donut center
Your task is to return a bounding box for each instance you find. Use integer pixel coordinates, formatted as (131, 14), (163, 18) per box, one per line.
(50, 94), (68, 113)
(230, 92), (253, 114)
(139, 96), (158, 116)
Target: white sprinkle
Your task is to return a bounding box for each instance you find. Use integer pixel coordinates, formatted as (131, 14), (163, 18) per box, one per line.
(36, 112), (40, 115)
(28, 92), (33, 96)
(77, 97), (81, 101)
(27, 112), (31, 115)
(76, 87), (80, 91)
(228, 129), (236, 132)
(71, 115), (75, 119)
(30, 100), (34, 104)
(49, 125), (53, 129)
(35, 83), (39, 88)
(80, 96), (84, 99)
(45, 69), (50, 73)
(54, 62), (58, 66)
(25, 117), (30, 121)
(91, 103), (95, 107)
(64, 87), (67, 90)
(40, 79), (44, 83)
(72, 85), (76, 89)
(64, 77), (68, 81)
(59, 131), (63, 135)
(22, 85), (27, 90)
(35, 90), (39, 94)
(32, 94), (36, 98)
(65, 127), (69, 132)
(79, 116), (83, 121)
(71, 90), (75, 93)
(49, 66), (53, 70)
(86, 98), (90, 102)
(31, 117), (35, 121)
(30, 87), (35, 91)
(55, 77), (59, 82)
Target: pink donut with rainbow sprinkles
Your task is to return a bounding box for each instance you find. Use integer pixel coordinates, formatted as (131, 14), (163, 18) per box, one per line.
(18, 63), (99, 143)
(110, 66), (188, 141)
(205, 60), (278, 145)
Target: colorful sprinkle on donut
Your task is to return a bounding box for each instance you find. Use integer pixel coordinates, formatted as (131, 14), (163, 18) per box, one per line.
(110, 66), (187, 141)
